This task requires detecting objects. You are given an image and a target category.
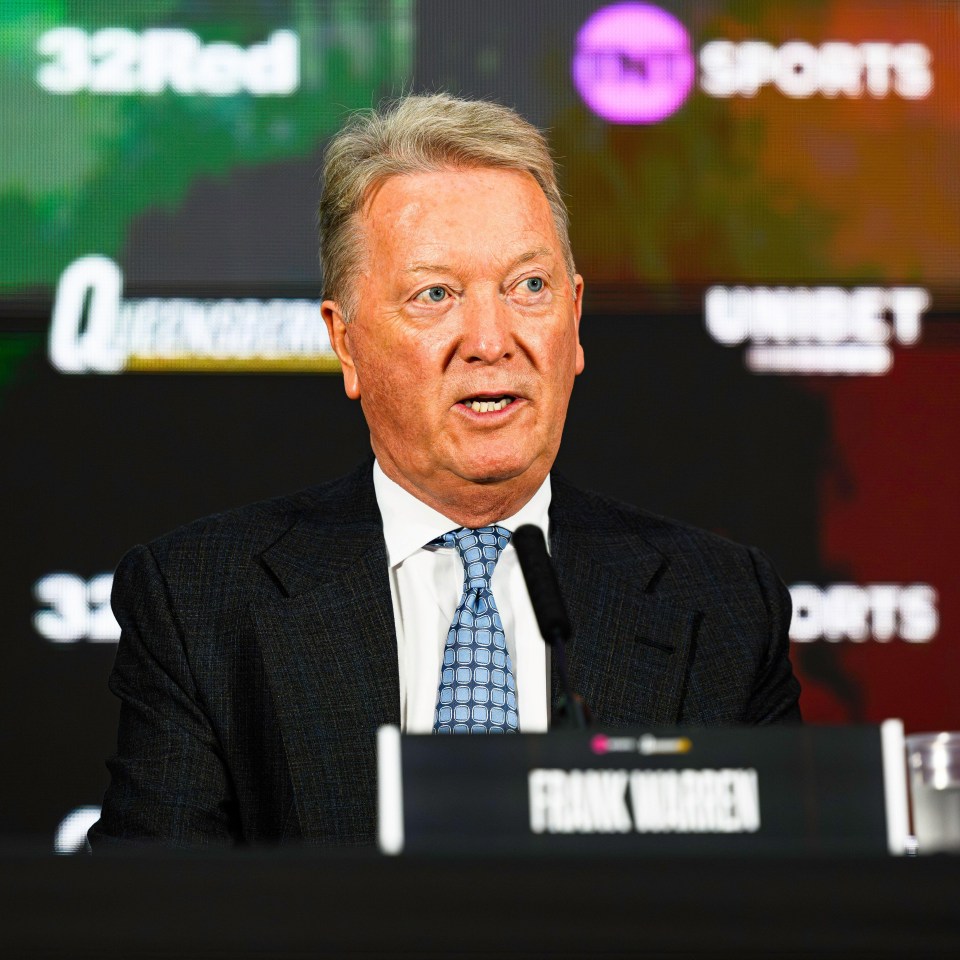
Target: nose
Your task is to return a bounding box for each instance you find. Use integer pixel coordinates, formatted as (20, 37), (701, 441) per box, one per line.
(457, 287), (515, 364)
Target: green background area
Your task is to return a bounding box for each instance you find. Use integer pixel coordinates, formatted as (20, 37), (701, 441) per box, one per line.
(0, 0), (412, 291)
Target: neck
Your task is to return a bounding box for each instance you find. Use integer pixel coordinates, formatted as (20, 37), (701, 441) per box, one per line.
(377, 460), (547, 529)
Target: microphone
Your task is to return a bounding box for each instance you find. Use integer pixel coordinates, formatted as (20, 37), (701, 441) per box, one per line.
(512, 525), (587, 729)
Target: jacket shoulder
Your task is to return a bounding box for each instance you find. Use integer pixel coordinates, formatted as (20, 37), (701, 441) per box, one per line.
(551, 474), (763, 585)
(155, 462), (370, 549)
(118, 461), (375, 600)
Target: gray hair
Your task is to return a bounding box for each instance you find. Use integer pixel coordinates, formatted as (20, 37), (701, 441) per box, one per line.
(318, 93), (574, 318)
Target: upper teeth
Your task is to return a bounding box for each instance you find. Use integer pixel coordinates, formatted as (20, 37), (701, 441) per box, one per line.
(466, 397), (513, 413)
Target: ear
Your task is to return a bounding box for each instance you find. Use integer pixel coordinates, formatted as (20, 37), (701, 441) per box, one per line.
(572, 273), (585, 375)
(321, 300), (361, 399)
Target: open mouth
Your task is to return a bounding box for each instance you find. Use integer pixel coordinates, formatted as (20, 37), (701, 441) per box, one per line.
(459, 395), (516, 414)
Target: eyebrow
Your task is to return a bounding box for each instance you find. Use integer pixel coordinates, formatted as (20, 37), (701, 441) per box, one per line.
(404, 246), (556, 275)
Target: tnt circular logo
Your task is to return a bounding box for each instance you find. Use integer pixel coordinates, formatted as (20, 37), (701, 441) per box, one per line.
(572, 2), (695, 124)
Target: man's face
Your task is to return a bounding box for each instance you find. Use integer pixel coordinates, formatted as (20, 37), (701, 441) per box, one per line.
(323, 166), (584, 512)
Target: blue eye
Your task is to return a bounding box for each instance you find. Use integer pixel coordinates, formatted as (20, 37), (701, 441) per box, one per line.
(426, 286), (446, 302)
(523, 277), (544, 293)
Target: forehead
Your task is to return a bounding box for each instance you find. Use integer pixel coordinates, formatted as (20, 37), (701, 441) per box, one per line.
(358, 167), (561, 273)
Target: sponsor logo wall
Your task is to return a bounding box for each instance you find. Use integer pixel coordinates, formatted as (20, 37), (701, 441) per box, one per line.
(1, 0), (957, 848)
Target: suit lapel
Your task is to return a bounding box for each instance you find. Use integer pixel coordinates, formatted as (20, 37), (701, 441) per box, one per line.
(250, 466), (399, 843)
(550, 477), (699, 726)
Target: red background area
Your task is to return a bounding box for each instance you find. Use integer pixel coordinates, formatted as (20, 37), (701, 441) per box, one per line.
(797, 345), (960, 730)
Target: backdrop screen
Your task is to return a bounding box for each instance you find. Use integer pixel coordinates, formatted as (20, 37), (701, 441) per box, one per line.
(1, 0), (957, 849)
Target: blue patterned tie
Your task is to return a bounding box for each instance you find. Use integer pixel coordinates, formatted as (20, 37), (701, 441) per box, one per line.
(432, 525), (519, 734)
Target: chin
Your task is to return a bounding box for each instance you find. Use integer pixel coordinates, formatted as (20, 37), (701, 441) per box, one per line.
(457, 453), (539, 486)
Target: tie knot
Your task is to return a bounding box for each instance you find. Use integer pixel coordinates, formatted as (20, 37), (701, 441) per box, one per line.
(432, 525), (511, 586)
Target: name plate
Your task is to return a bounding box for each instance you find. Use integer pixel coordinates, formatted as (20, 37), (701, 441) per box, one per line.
(377, 721), (908, 857)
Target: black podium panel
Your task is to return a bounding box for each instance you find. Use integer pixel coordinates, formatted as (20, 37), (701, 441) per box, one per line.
(2, 852), (958, 958)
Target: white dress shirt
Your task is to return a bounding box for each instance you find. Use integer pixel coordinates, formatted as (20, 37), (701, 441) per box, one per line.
(373, 461), (550, 733)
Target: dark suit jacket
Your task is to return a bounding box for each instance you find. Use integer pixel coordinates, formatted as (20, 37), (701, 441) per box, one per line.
(89, 460), (801, 848)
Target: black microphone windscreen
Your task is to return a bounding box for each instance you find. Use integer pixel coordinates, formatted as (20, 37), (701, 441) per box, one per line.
(512, 524), (571, 644)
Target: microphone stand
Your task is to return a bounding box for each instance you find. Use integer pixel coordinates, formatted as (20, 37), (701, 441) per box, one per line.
(513, 525), (588, 730)
(547, 626), (587, 730)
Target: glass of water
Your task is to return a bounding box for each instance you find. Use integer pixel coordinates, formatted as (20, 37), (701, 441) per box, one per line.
(906, 732), (960, 854)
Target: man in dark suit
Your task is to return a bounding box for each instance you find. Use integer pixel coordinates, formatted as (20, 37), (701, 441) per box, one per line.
(90, 94), (800, 848)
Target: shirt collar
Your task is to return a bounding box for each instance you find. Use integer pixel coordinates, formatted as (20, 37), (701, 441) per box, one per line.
(373, 460), (552, 568)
